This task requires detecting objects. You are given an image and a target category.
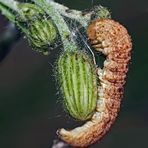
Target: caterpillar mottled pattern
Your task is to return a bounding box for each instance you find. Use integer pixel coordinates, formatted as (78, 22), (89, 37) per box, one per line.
(57, 19), (132, 147)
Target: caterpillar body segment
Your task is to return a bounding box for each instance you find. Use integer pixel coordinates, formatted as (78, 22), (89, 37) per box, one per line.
(58, 19), (132, 147)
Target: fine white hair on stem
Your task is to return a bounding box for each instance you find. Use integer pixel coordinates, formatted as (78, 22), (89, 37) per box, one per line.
(0, 0), (19, 11)
(45, 0), (92, 27)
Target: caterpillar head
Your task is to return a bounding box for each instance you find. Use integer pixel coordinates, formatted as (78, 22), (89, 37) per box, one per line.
(87, 19), (132, 55)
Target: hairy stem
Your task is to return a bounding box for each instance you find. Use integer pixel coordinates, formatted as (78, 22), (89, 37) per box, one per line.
(0, 3), (15, 22)
(46, 0), (91, 28)
(0, 0), (18, 11)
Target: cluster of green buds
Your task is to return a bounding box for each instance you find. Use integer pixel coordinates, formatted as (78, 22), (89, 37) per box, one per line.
(57, 50), (98, 121)
(17, 3), (57, 55)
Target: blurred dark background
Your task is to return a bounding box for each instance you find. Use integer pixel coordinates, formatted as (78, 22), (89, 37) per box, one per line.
(0, 0), (148, 148)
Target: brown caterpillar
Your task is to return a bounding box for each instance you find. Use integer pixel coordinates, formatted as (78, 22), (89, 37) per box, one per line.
(57, 19), (132, 147)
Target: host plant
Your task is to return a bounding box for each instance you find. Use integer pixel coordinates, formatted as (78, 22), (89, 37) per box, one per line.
(0, 0), (112, 147)
(0, 0), (110, 53)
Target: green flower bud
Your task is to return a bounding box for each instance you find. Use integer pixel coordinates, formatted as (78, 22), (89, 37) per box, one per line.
(17, 3), (57, 55)
(57, 50), (98, 121)
(28, 19), (57, 55)
(91, 6), (111, 20)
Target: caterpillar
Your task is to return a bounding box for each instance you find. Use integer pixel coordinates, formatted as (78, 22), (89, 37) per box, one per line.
(57, 19), (132, 147)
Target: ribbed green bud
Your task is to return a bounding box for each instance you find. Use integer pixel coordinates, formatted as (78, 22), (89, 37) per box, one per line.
(17, 3), (57, 55)
(58, 51), (98, 121)
(28, 19), (57, 55)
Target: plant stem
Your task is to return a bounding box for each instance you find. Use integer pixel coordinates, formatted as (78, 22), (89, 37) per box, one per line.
(0, 3), (15, 22)
(47, 0), (91, 28)
(0, 0), (18, 11)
